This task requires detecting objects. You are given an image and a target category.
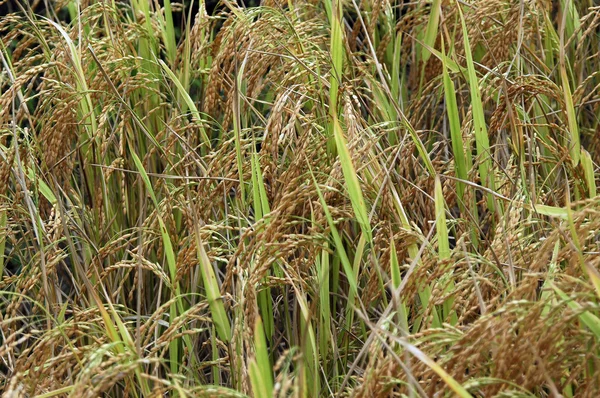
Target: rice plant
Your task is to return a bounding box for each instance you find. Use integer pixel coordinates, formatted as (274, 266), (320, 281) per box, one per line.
(1, 0), (599, 396)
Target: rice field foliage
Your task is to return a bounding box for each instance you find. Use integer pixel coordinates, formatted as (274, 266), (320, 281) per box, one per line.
(1, 0), (600, 396)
